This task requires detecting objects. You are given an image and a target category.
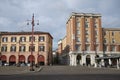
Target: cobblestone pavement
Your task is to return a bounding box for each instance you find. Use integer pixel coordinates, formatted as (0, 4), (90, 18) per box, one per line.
(37, 65), (120, 75)
(0, 66), (120, 80)
(0, 66), (41, 75)
(1, 65), (120, 75)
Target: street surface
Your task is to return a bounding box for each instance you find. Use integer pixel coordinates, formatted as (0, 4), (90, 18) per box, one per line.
(0, 66), (120, 80)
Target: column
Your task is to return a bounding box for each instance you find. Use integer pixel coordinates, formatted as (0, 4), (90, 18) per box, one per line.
(109, 59), (112, 66)
(74, 54), (77, 66)
(117, 59), (119, 69)
(69, 55), (72, 66)
(101, 59), (105, 67)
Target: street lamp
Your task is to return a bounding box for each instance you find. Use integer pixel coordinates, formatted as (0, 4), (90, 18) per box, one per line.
(0, 35), (2, 66)
(27, 14), (39, 71)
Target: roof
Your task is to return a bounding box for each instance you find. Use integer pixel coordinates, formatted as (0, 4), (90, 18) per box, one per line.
(96, 55), (120, 59)
(103, 28), (120, 31)
(0, 31), (53, 39)
(66, 12), (101, 24)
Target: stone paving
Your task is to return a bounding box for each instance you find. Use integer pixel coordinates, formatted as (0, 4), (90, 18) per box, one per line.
(38, 65), (120, 75)
(0, 65), (120, 75)
(0, 66), (41, 75)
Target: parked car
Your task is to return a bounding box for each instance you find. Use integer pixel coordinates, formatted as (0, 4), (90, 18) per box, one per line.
(4, 63), (9, 66)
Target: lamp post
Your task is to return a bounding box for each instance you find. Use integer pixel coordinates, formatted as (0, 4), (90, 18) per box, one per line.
(27, 14), (39, 71)
(0, 35), (2, 66)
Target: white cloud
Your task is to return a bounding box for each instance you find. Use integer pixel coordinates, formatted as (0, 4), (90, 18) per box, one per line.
(0, 0), (120, 49)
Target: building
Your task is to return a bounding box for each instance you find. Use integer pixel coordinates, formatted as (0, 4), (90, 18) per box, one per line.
(0, 31), (53, 66)
(58, 12), (120, 68)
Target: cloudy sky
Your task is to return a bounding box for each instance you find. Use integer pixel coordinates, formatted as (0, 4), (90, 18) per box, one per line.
(0, 0), (120, 50)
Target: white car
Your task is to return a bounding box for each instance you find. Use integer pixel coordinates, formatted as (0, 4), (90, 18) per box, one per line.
(4, 63), (9, 66)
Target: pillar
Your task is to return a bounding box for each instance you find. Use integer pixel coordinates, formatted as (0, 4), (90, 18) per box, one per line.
(117, 59), (119, 69)
(74, 54), (77, 66)
(109, 59), (112, 66)
(101, 59), (105, 67)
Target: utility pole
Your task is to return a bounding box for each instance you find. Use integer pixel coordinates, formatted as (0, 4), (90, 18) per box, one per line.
(27, 14), (39, 71)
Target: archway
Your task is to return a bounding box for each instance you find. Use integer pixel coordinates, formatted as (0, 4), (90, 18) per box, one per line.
(19, 55), (25, 64)
(28, 55), (35, 64)
(1, 55), (7, 65)
(86, 55), (91, 66)
(9, 55), (16, 66)
(111, 58), (117, 67)
(38, 55), (45, 65)
(76, 54), (81, 65)
(95, 55), (100, 64)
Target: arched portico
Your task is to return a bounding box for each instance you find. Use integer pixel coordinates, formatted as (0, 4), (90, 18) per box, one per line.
(1, 55), (7, 65)
(76, 54), (81, 65)
(38, 55), (45, 65)
(19, 55), (25, 63)
(9, 55), (16, 65)
(86, 55), (91, 66)
(28, 55), (35, 64)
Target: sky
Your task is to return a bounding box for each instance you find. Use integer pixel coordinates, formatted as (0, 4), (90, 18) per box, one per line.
(0, 0), (120, 50)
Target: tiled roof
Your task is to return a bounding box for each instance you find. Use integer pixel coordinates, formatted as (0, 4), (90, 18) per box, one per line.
(0, 31), (53, 39)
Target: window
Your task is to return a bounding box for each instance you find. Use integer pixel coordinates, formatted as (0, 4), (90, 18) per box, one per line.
(76, 30), (80, 34)
(85, 22), (88, 28)
(39, 36), (45, 41)
(111, 45), (115, 51)
(11, 37), (16, 42)
(95, 30), (98, 35)
(112, 38), (115, 43)
(29, 46), (35, 52)
(94, 23), (97, 28)
(10, 45), (16, 52)
(85, 45), (90, 51)
(76, 37), (80, 42)
(112, 32), (114, 36)
(20, 37), (26, 42)
(95, 37), (98, 42)
(75, 44), (80, 51)
(104, 38), (107, 43)
(19, 45), (26, 52)
(85, 30), (89, 35)
(86, 37), (89, 42)
(103, 45), (107, 51)
(76, 22), (80, 27)
(1, 46), (7, 52)
(29, 36), (35, 42)
(2, 37), (8, 42)
(39, 45), (45, 51)
(96, 45), (99, 51)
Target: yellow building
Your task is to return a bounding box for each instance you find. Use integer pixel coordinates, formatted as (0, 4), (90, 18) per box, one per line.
(103, 28), (120, 53)
(0, 31), (53, 66)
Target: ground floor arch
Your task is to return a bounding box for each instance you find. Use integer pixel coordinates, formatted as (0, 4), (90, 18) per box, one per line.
(9, 55), (16, 65)
(86, 55), (91, 66)
(76, 54), (81, 65)
(1, 55), (7, 65)
(19, 55), (25, 63)
(38, 55), (45, 65)
(28, 55), (35, 64)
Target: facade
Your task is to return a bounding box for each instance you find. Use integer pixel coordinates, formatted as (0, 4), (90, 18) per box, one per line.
(58, 12), (120, 68)
(0, 31), (53, 66)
